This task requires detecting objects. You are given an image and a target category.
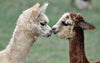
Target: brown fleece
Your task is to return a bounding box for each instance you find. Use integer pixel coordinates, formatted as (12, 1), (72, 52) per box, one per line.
(69, 27), (89, 63)
(68, 12), (99, 63)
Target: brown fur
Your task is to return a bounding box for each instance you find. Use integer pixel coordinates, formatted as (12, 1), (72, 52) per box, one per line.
(95, 61), (100, 63)
(52, 12), (99, 63)
(69, 27), (89, 63)
(70, 12), (95, 30)
(69, 13), (99, 63)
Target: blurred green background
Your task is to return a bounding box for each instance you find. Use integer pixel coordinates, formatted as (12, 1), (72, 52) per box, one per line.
(0, 0), (100, 63)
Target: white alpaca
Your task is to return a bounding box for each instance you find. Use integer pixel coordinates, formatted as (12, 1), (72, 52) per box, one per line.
(0, 3), (52, 63)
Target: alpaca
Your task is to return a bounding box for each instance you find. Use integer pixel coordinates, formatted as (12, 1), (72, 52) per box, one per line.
(0, 3), (52, 63)
(70, 0), (92, 10)
(52, 12), (100, 63)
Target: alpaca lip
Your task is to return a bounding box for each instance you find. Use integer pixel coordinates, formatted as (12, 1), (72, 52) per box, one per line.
(47, 31), (52, 37)
(52, 31), (58, 34)
(47, 34), (51, 37)
(52, 28), (58, 34)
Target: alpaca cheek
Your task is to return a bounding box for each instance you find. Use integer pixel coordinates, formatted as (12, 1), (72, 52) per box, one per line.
(41, 25), (52, 37)
(58, 30), (68, 39)
(59, 35), (65, 39)
(31, 25), (41, 36)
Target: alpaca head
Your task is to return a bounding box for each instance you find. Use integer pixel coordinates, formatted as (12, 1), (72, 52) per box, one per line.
(17, 3), (52, 37)
(52, 12), (95, 39)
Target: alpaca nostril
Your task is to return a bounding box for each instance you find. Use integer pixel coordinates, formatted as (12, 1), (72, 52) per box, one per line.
(50, 30), (52, 33)
(52, 28), (58, 34)
(52, 28), (56, 31)
(47, 30), (52, 37)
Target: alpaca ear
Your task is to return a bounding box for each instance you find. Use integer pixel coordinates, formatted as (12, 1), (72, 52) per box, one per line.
(78, 21), (96, 30)
(34, 3), (48, 19)
(32, 3), (40, 9)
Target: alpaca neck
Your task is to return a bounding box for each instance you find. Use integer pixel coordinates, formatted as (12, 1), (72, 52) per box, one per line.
(5, 25), (37, 62)
(68, 27), (89, 63)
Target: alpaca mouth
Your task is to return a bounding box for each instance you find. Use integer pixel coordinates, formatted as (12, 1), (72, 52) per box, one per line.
(52, 28), (59, 35)
(47, 34), (51, 37)
(47, 30), (52, 37)
(52, 31), (59, 35)
(45, 31), (52, 37)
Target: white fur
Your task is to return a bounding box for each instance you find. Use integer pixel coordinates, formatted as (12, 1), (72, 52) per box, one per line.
(52, 12), (75, 39)
(35, 3), (48, 19)
(0, 3), (51, 63)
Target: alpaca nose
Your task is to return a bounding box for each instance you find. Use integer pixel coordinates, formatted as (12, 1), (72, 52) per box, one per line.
(52, 27), (58, 34)
(47, 30), (52, 37)
(52, 28), (56, 31)
(50, 30), (52, 33)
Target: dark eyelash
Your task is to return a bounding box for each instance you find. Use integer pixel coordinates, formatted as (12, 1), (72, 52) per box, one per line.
(62, 22), (71, 26)
(62, 22), (69, 26)
(40, 22), (45, 26)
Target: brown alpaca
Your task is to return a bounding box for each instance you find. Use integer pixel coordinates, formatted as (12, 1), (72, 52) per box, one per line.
(52, 12), (100, 63)
(0, 3), (52, 63)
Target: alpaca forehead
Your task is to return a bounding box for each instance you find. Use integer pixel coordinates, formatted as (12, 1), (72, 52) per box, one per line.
(63, 13), (70, 18)
(58, 13), (69, 22)
(60, 13), (73, 23)
(39, 13), (49, 23)
(43, 14), (49, 23)
(65, 13), (73, 23)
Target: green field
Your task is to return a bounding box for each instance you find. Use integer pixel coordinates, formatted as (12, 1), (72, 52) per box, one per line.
(0, 0), (100, 63)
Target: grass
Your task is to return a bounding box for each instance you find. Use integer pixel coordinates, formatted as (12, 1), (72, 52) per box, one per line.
(0, 0), (100, 63)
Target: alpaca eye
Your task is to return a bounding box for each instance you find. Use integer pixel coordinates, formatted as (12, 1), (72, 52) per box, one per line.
(40, 22), (45, 26)
(62, 22), (69, 26)
(62, 22), (72, 26)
